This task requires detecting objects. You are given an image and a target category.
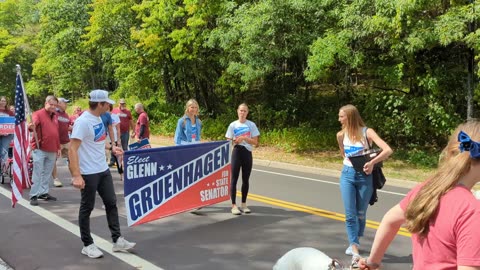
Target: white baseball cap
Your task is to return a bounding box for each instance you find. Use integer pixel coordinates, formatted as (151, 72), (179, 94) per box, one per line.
(89, 90), (115, 104)
(58, 97), (70, 103)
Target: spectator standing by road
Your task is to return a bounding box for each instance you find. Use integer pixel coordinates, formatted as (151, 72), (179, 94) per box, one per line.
(29, 95), (61, 206)
(0, 96), (14, 175)
(69, 89), (135, 259)
(112, 99), (134, 151)
(174, 99), (202, 145)
(225, 103), (260, 215)
(336, 104), (392, 267)
(131, 103), (150, 141)
(52, 97), (72, 187)
(359, 120), (480, 270)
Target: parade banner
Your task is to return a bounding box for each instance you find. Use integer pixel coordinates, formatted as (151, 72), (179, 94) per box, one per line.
(0, 116), (15, 135)
(124, 141), (231, 226)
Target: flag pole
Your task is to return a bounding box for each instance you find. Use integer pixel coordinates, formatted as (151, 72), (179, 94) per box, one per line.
(15, 65), (39, 149)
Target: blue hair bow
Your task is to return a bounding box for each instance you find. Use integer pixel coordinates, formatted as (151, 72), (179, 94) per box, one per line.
(458, 131), (480, 159)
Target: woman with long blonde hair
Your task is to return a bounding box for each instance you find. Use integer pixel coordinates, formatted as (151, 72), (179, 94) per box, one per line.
(336, 104), (392, 267)
(174, 99), (202, 145)
(359, 120), (480, 270)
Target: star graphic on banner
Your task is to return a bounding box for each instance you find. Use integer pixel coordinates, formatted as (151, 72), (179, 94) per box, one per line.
(207, 183), (210, 187)
(212, 182), (216, 186)
(167, 164), (173, 170)
(159, 165), (165, 171)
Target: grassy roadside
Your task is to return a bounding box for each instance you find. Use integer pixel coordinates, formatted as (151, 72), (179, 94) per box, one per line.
(148, 135), (435, 183)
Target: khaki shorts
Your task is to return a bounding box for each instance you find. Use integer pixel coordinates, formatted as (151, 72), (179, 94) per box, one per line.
(60, 143), (69, 158)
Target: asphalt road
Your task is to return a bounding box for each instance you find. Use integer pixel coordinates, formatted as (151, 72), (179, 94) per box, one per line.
(0, 158), (414, 270)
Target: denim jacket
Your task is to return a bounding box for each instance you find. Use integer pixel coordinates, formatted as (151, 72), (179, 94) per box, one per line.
(174, 116), (202, 145)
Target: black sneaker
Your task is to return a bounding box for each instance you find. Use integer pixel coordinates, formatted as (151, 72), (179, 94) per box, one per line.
(30, 196), (38, 206)
(38, 193), (57, 201)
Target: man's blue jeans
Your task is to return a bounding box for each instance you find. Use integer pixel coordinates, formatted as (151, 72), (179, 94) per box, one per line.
(29, 149), (56, 198)
(339, 165), (373, 246)
(120, 132), (129, 151)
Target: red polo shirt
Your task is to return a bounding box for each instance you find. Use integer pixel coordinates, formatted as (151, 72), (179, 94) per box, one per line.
(31, 108), (60, 152)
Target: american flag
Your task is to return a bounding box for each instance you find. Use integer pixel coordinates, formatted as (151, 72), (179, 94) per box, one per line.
(11, 72), (32, 207)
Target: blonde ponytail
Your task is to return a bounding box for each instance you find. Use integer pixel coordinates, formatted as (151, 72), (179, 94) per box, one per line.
(405, 120), (480, 237)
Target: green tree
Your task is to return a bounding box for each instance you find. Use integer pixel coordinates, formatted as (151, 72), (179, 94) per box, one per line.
(0, 0), (39, 99)
(32, 0), (93, 100)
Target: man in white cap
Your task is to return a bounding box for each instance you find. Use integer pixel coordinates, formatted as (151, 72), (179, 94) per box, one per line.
(69, 89), (136, 258)
(52, 97), (72, 187)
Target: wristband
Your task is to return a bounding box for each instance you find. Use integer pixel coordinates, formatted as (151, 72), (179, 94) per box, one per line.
(366, 258), (381, 268)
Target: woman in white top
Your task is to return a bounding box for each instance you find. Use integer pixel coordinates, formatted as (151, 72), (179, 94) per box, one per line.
(336, 104), (392, 266)
(225, 103), (260, 215)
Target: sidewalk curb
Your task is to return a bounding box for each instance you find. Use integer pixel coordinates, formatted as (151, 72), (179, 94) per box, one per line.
(0, 258), (13, 270)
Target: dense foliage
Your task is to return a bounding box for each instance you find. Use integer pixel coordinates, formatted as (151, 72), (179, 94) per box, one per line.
(1, 0), (479, 164)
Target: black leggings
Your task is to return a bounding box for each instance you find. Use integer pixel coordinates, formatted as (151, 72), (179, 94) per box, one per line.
(230, 145), (253, 204)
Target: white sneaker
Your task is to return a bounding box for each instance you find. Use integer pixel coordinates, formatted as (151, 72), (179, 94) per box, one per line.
(242, 206), (251, 214)
(345, 244), (360, 256)
(231, 206), (241, 215)
(112, 236), (136, 252)
(81, 244), (103, 258)
(53, 178), (63, 187)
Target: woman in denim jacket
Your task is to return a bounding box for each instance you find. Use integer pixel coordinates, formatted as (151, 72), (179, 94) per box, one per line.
(174, 99), (202, 145)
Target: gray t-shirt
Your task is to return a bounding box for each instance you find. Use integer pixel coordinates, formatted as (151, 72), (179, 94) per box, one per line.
(71, 111), (109, 175)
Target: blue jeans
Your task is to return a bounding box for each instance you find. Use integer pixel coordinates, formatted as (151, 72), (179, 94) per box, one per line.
(120, 132), (129, 151)
(29, 149), (56, 198)
(339, 165), (373, 246)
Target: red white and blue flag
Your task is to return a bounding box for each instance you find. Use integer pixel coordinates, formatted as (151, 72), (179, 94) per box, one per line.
(124, 141), (231, 226)
(11, 72), (32, 207)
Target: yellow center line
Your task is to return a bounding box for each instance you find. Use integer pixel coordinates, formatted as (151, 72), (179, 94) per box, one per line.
(242, 192), (412, 237)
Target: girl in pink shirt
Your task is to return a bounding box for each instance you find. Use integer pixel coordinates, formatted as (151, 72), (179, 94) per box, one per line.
(360, 120), (480, 270)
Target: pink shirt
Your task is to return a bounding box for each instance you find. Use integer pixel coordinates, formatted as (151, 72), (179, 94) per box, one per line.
(400, 184), (480, 269)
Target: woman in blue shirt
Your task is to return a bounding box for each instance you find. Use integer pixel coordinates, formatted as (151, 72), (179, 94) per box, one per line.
(174, 99), (202, 145)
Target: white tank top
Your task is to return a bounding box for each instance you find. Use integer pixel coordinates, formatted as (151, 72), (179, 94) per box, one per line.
(342, 132), (367, 167)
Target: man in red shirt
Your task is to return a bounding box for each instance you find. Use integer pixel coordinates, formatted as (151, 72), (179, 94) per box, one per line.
(111, 99), (134, 151)
(52, 97), (72, 187)
(131, 103), (150, 141)
(29, 95), (61, 206)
